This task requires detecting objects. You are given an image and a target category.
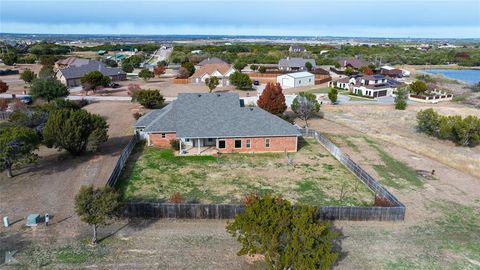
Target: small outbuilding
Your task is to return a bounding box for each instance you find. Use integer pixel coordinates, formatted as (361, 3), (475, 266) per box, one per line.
(276, 71), (315, 88)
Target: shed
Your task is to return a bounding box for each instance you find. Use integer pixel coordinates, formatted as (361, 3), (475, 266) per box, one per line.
(276, 71), (315, 88)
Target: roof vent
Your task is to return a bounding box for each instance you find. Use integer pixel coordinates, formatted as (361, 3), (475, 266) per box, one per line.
(249, 108), (254, 111)
(216, 94), (221, 97)
(198, 94), (202, 97)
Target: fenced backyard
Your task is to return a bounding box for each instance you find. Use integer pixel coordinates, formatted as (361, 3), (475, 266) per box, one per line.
(107, 129), (405, 221)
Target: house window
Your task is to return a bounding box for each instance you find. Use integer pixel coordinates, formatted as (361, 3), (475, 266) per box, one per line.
(299, 80), (302, 84)
(309, 78), (311, 82)
(161, 133), (166, 138)
(246, 139), (251, 148)
(185, 138), (190, 142)
(218, 140), (226, 149)
(265, 138), (270, 148)
(234, 139), (242, 149)
(208, 138), (213, 142)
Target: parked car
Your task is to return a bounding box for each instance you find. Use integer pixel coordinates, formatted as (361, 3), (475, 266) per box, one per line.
(18, 96), (33, 104)
(108, 82), (120, 88)
(253, 80), (260, 86)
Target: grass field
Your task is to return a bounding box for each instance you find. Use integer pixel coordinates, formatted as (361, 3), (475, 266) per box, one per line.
(117, 138), (374, 206)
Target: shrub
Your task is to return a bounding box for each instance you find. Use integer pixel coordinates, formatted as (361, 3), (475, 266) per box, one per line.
(169, 192), (184, 203)
(181, 61), (195, 76)
(20, 69), (37, 84)
(176, 67), (190, 79)
(138, 69), (155, 81)
(416, 109), (480, 147)
(170, 139), (180, 151)
(0, 80), (9, 93)
(127, 83), (141, 96)
(229, 71), (252, 90)
(258, 66), (267, 73)
(131, 89), (165, 109)
(410, 80), (428, 96)
(81, 71), (111, 91)
(394, 87), (408, 110)
(43, 109), (109, 155)
(226, 195), (338, 270)
(133, 112), (144, 120)
(30, 78), (69, 101)
(328, 88), (338, 103)
(0, 99), (8, 111)
(471, 82), (480, 93)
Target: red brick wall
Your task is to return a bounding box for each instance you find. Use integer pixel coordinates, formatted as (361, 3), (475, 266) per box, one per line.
(217, 136), (297, 154)
(149, 132), (176, 147)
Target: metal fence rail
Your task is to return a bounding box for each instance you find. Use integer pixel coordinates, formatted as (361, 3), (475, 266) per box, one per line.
(106, 133), (139, 188)
(0, 112), (11, 121)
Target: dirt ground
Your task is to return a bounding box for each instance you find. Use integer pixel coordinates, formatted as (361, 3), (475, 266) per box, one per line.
(118, 139), (373, 206)
(0, 101), (138, 239)
(1, 100), (480, 269)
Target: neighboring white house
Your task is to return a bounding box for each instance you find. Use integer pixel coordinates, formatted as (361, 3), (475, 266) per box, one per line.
(276, 71), (315, 88)
(329, 74), (402, 98)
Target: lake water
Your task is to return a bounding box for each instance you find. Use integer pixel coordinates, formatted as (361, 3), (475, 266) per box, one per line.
(422, 69), (480, 85)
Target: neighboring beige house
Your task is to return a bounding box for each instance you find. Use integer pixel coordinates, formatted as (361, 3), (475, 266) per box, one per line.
(190, 63), (235, 86)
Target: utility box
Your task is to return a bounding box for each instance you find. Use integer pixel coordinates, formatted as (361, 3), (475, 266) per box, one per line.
(26, 214), (40, 227)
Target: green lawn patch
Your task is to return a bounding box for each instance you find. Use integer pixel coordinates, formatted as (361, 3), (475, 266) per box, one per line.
(117, 138), (374, 206)
(364, 138), (423, 189)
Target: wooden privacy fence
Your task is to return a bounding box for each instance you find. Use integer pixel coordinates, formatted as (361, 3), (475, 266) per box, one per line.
(173, 78), (190, 84)
(108, 129), (405, 221)
(105, 133), (140, 188)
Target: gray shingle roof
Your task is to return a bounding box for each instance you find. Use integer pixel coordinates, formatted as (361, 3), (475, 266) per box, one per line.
(58, 60), (126, 79)
(278, 58), (316, 68)
(197, 57), (228, 66)
(139, 93), (301, 138)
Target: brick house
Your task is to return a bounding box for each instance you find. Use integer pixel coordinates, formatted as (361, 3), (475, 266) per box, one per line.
(134, 93), (301, 155)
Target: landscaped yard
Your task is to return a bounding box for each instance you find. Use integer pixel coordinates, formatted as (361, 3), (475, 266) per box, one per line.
(117, 138), (374, 206)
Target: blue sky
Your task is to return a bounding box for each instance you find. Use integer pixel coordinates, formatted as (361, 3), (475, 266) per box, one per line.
(1, 0), (479, 38)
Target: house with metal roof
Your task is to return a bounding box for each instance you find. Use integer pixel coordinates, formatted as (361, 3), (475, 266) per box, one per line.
(56, 60), (126, 88)
(278, 57), (316, 72)
(276, 71), (314, 88)
(134, 93), (301, 155)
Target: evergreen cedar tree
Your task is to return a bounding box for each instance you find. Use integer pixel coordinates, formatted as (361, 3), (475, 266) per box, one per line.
(30, 78), (69, 101)
(229, 71), (252, 90)
(234, 62), (247, 71)
(43, 109), (109, 155)
(138, 69), (155, 81)
(38, 65), (54, 78)
(417, 109), (480, 147)
(394, 87), (408, 110)
(1, 51), (18, 66)
(410, 80), (428, 96)
(0, 126), (41, 177)
(257, 82), (287, 115)
(226, 195), (338, 270)
(81, 71), (111, 91)
(328, 88), (338, 103)
(181, 61), (196, 76)
(205, 76), (220, 93)
(131, 89), (165, 109)
(0, 80), (8, 93)
(20, 69), (37, 84)
(74, 185), (121, 244)
(305, 61), (313, 71)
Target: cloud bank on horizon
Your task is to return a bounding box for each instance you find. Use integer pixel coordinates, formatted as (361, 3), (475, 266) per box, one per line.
(1, 0), (479, 38)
